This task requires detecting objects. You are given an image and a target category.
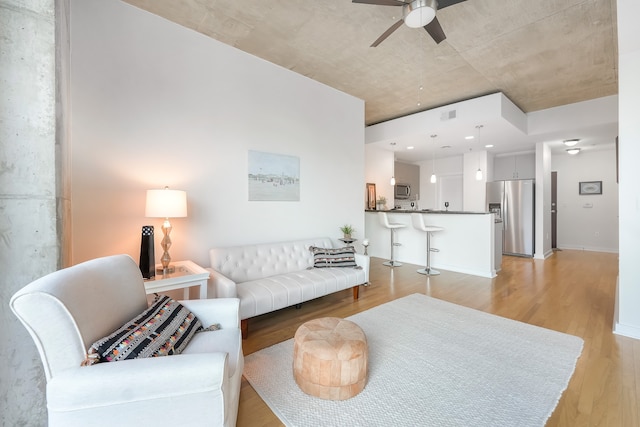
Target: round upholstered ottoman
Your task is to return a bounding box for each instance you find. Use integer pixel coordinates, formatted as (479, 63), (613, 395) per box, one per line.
(293, 317), (368, 400)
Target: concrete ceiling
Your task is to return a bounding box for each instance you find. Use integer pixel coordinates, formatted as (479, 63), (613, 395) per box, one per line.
(123, 0), (618, 161)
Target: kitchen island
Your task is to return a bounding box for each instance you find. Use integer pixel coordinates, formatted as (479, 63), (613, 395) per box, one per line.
(365, 210), (497, 278)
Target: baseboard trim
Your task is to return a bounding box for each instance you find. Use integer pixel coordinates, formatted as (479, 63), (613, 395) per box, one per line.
(534, 249), (554, 260)
(613, 322), (640, 340)
(612, 277), (640, 340)
(556, 245), (619, 254)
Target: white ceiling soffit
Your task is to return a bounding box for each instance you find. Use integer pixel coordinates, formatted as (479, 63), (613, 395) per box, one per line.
(366, 93), (618, 162)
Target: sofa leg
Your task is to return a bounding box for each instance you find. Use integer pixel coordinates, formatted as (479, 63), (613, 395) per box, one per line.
(353, 285), (359, 300)
(241, 319), (248, 340)
(295, 303), (302, 309)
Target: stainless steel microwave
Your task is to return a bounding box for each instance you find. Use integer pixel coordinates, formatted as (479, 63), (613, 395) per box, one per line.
(394, 183), (411, 199)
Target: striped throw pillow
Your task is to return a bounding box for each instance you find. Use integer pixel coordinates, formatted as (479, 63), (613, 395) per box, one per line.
(310, 246), (357, 268)
(83, 294), (202, 365)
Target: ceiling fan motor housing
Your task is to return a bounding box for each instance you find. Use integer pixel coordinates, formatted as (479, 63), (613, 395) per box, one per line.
(403, 0), (438, 28)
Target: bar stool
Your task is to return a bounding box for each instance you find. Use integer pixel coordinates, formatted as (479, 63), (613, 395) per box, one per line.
(411, 213), (444, 275)
(378, 212), (406, 267)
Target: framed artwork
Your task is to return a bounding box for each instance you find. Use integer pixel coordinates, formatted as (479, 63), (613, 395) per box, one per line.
(366, 183), (376, 210)
(248, 150), (300, 201)
(579, 181), (602, 195)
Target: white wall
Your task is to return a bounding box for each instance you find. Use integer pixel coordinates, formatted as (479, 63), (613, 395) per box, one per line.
(616, 0), (640, 339)
(551, 148), (619, 253)
(463, 149), (487, 211)
(70, 0), (365, 267)
(417, 155), (463, 210)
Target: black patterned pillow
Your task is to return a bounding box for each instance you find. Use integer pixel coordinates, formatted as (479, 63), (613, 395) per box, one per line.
(82, 294), (202, 366)
(310, 246), (357, 268)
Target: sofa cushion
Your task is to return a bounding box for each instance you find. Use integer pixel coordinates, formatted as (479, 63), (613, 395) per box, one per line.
(310, 246), (357, 268)
(236, 267), (366, 319)
(83, 294), (202, 365)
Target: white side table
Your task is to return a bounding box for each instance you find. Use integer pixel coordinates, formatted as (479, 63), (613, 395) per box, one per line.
(144, 260), (209, 299)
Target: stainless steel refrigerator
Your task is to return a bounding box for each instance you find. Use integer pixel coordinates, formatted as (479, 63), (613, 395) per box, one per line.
(486, 180), (535, 257)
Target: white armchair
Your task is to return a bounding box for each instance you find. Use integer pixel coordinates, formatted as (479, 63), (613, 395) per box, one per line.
(10, 254), (243, 427)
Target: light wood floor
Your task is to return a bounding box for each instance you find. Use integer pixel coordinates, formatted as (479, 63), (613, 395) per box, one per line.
(236, 250), (639, 427)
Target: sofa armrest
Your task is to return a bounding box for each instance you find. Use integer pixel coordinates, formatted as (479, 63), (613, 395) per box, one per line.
(355, 253), (370, 283)
(48, 353), (228, 411)
(207, 268), (238, 299)
(180, 298), (240, 330)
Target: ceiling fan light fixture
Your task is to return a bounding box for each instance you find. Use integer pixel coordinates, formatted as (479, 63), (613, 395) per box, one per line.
(403, 0), (437, 28)
(563, 139), (580, 147)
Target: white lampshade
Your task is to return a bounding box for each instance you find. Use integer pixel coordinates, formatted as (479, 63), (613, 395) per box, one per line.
(475, 168), (483, 180)
(145, 188), (188, 218)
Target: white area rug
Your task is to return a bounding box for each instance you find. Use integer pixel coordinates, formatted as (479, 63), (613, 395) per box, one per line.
(243, 293), (583, 427)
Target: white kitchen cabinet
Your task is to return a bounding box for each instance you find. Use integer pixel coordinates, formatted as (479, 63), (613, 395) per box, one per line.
(493, 153), (535, 180)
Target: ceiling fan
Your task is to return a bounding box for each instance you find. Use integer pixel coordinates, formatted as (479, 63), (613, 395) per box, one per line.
(353, 0), (467, 46)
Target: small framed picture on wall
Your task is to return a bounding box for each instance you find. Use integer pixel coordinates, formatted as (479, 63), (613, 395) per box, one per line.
(366, 183), (376, 210)
(579, 181), (602, 195)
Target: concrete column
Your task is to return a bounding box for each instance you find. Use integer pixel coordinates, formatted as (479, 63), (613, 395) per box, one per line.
(0, 0), (69, 424)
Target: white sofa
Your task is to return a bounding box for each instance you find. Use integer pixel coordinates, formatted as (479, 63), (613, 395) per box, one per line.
(209, 237), (369, 338)
(10, 255), (243, 427)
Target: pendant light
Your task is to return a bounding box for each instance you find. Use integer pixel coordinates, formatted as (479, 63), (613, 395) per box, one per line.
(430, 134), (437, 183)
(475, 125), (484, 181)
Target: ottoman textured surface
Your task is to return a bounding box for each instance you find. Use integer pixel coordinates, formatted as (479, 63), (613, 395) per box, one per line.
(293, 317), (368, 400)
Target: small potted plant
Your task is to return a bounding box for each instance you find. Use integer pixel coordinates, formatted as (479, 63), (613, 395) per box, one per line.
(340, 224), (354, 239)
(376, 196), (387, 210)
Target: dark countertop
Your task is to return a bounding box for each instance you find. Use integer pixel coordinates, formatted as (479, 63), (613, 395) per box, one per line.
(365, 209), (491, 215)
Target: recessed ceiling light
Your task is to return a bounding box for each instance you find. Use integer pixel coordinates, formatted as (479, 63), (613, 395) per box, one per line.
(441, 145), (451, 149)
(563, 139), (580, 147)
(484, 144), (494, 148)
(465, 136), (474, 140)
(407, 146), (414, 150)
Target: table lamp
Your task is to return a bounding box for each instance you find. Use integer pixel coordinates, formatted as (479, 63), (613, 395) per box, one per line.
(145, 186), (187, 274)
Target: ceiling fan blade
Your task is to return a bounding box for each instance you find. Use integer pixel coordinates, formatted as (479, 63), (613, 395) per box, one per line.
(371, 19), (404, 47)
(424, 16), (446, 44)
(352, 0), (405, 5)
(436, 0), (467, 9)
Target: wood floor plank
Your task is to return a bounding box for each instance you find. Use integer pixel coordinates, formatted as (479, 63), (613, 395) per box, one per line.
(236, 250), (638, 427)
